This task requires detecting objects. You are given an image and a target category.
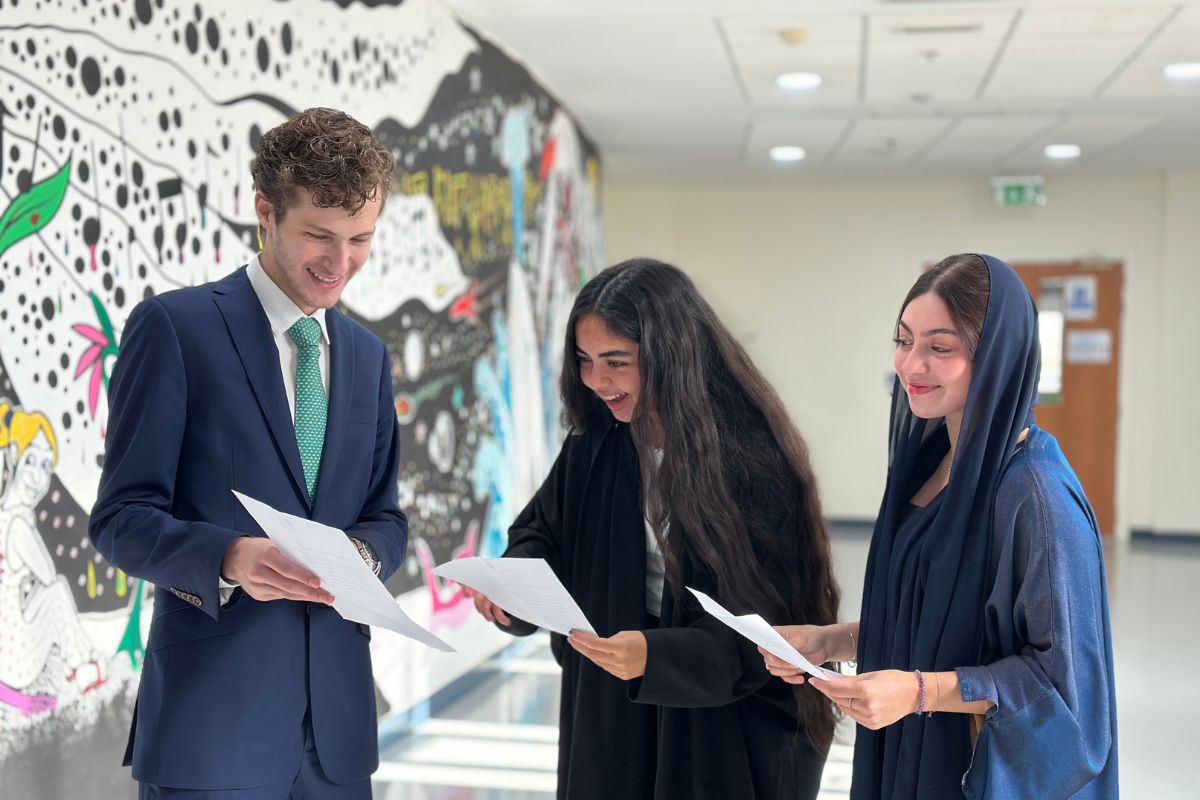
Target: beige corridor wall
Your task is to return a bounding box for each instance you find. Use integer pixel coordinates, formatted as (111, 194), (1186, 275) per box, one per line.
(1154, 173), (1200, 534)
(603, 173), (1199, 538)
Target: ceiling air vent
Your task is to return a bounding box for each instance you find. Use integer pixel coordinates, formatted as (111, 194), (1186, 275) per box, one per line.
(892, 24), (984, 35)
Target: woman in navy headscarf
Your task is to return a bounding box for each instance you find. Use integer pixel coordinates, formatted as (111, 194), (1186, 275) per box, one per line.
(762, 253), (1118, 798)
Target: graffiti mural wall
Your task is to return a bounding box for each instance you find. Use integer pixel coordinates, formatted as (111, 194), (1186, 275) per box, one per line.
(0, 0), (602, 793)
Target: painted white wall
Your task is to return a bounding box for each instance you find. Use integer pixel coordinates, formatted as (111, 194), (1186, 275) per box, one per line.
(1153, 173), (1200, 534)
(603, 173), (1196, 537)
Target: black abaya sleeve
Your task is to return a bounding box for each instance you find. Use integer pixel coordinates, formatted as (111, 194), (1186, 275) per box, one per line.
(631, 607), (773, 708)
(494, 433), (575, 637)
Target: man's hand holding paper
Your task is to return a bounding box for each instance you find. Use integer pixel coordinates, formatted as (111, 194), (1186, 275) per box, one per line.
(234, 491), (453, 652)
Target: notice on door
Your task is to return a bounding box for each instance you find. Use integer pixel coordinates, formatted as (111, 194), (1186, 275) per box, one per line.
(1066, 329), (1112, 364)
(1064, 276), (1098, 321)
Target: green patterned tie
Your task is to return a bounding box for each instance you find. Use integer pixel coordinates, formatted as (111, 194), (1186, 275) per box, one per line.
(288, 318), (327, 501)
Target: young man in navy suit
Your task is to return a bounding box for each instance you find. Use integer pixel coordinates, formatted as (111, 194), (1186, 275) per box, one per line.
(91, 108), (406, 799)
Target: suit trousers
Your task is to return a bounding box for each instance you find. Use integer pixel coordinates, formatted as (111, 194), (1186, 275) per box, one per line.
(138, 707), (371, 800)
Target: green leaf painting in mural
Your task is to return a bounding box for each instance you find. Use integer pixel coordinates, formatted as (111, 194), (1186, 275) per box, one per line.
(0, 157), (72, 257)
(114, 576), (149, 670)
(90, 290), (119, 360)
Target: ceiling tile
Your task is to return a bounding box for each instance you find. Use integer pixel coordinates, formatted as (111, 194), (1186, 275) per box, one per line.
(998, 114), (1168, 169)
(1102, 5), (1200, 97)
(833, 117), (951, 166)
(745, 119), (852, 169)
(984, 4), (1177, 99)
(865, 8), (1017, 103)
(1012, 3), (1175, 37)
(919, 115), (1060, 167)
(719, 14), (865, 104)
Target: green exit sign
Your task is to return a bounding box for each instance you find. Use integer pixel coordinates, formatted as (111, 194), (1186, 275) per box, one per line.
(991, 175), (1046, 207)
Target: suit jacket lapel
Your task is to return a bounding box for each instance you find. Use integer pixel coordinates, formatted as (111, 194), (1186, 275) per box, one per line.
(314, 307), (355, 516)
(212, 268), (310, 509)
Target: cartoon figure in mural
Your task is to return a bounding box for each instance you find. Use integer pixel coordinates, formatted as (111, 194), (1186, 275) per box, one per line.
(0, 402), (105, 717)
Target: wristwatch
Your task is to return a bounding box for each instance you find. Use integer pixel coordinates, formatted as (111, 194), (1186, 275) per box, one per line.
(351, 538), (381, 576)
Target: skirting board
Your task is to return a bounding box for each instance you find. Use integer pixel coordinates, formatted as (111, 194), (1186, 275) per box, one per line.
(1131, 529), (1200, 545)
(828, 518), (876, 535)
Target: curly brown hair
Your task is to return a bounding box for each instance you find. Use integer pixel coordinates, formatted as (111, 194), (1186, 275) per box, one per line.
(251, 107), (395, 220)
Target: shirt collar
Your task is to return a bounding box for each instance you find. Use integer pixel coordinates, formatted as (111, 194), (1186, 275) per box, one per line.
(247, 255), (330, 345)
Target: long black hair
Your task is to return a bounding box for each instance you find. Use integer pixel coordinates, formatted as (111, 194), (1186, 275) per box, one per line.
(560, 258), (841, 752)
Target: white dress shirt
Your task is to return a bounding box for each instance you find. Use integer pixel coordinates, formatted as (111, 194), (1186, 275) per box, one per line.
(246, 254), (331, 412)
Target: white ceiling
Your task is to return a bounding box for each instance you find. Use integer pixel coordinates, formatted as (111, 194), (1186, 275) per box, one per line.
(442, 0), (1200, 181)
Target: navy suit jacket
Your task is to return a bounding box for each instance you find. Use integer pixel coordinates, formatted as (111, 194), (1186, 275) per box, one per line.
(90, 267), (408, 790)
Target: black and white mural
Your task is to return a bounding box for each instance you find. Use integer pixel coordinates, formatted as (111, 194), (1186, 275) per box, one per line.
(0, 0), (602, 793)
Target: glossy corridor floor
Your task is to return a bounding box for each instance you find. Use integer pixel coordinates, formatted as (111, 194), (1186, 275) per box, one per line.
(374, 528), (1200, 799)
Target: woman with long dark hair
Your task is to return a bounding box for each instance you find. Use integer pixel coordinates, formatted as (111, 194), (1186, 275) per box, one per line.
(471, 258), (841, 799)
(763, 254), (1118, 799)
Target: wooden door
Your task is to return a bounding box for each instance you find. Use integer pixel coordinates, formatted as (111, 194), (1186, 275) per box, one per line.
(1011, 261), (1122, 536)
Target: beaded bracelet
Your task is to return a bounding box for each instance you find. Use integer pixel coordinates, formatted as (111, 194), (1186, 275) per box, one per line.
(914, 669), (930, 717)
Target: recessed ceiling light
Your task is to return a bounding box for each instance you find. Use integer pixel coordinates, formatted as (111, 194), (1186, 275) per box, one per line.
(1044, 143), (1082, 160)
(775, 72), (823, 92)
(1164, 62), (1200, 81)
(770, 146), (807, 163)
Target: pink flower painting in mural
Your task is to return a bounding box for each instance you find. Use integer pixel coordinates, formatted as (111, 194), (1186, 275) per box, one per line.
(72, 292), (120, 419)
(415, 521), (480, 630)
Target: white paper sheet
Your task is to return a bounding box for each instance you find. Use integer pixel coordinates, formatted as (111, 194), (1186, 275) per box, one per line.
(233, 491), (453, 652)
(686, 587), (837, 681)
(432, 557), (596, 637)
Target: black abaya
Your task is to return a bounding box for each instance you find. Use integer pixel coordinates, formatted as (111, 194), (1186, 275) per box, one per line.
(500, 420), (826, 800)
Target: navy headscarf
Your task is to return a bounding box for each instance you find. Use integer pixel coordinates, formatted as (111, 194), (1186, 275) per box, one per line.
(853, 254), (1040, 799)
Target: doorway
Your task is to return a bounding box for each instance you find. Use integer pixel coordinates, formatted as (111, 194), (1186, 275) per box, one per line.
(1011, 261), (1123, 536)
